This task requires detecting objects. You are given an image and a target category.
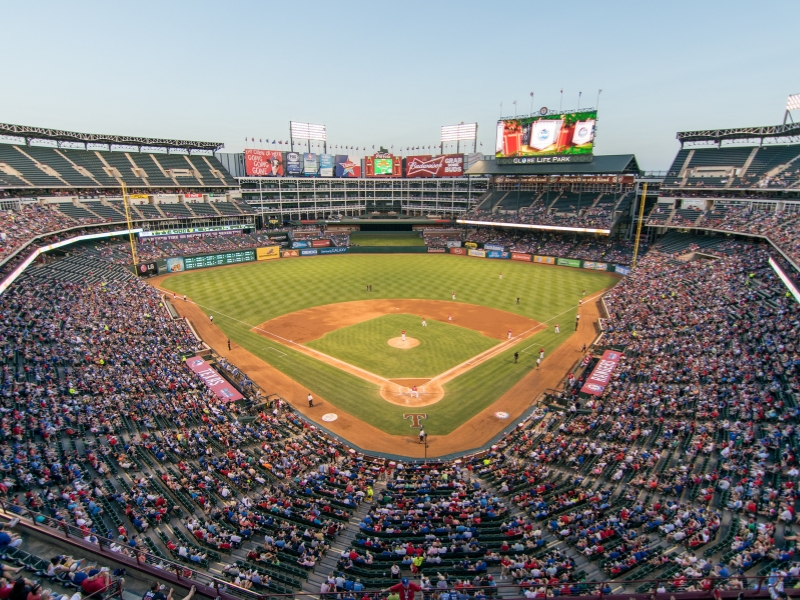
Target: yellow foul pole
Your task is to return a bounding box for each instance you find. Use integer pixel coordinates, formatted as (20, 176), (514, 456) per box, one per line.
(631, 182), (648, 269)
(120, 181), (139, 269)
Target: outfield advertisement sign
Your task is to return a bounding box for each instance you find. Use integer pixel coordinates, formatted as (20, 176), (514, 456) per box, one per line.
(286, 152), (302, 175)
(464, 242), (478, 249)
(615, 265), (631, 275)
(303, 153), (318, 176)
(557, 258), (582, 268)
(468, 249), (486, 258)
(512, 252), (532, 262)
(320, 247), (347, 255)
(534, 255), (556, 264)
(165, 257), (185, 272)
(281, 249), (300, 257)
(484, 244), (505, 252)
(300, 249), (319, 256)
(486, 250), (510, 259)
(446, 240), (462, 248)
(291, 240), (310, 249)
(256, 246), (280, 261)
(449, 247), (466, 255)
(580, 350), (623, 396)
(244, 149), (284, 176)
(140, 225), (243, 238)
(427, 248), (446, 253)
(136, 262), (158, 277)
(311, 239), (331, 247)
(405, 154), (464, 178)
(186, 355), (244, 403)
(583, 261), (608, 271)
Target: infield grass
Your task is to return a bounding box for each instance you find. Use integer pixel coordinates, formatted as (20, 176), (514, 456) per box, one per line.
(305, 313), (497, 378)
(160, 254), (617, 435)
(349, 232), (425, 246)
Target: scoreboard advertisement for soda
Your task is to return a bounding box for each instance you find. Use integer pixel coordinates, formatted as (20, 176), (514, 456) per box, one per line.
(495, 110), (597, 164)
(365, 153), (402, 177)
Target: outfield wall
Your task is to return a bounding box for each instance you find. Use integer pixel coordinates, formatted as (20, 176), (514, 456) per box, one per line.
(151, 244), (632, 274)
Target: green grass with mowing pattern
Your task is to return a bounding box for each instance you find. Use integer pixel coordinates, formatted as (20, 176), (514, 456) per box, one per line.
(305, 313), (498, 378)
(160, 254), (617, 435)
(349, 232), (425, 246)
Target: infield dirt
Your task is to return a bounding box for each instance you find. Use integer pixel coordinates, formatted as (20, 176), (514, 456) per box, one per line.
(153, 275), (603, 458)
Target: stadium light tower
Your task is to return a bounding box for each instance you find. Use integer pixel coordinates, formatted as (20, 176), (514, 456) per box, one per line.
(289, 121), (327, 153)
(440, 122), (478, 154)
(785, 94), (800, 124)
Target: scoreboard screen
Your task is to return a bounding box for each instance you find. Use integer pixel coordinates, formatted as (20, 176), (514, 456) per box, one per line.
(374, 158), (393, 175)
(183, 250), (256, 270)
(495, 109), (597, 164)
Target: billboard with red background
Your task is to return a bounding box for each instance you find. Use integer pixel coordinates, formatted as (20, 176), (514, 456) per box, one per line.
(406, 154), (464, 178)
(365, 153), (402, 177)
(244, 149), (284, 176)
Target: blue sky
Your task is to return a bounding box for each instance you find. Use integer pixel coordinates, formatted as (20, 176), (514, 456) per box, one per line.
(0, 0), (794, 170)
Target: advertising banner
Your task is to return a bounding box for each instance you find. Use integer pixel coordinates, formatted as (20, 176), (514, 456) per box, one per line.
(495, 110), (597, 161)
(464, 242), (478, 249)
(165, 257), (185, 272)
(291, 240), (310, 249)
(557, 258), (582, 268)
(468, 249), (486, 258)
(282, 249), (300, 258)
(449, 247), (466, 255)
(286, 152), (302, 175)
(583, 261), (608, 270)
(405, 154), (464, 178)
(534, 255), (556, 264)
(427, 248), (446, 253)
(140, 225), (243, 238)
(266, 233), (288, 241)
(184, 193), (203, 199)
(136, 262), (158, 277)
(484, 243), (505, 252)
(244, 149), (284, 176)
(334, 155), (361, 178)
(580, 350), (623, 396)
(365, 153), (402, 177)
(446, 240), (462, 248)
(320, 247), (348, 255)
(615, 265), (631, 275)
(311, 239), (331, 248)
(319, 154), (334, 177)
(256, 246), (280, 261)
(186, 356), (244, 403)
(511, 252), (532, 262)
(300, 249), (319, 256)
(303, 153), (318, 176)
(130, 194), (149, 199)
(486, 250), (510, 259)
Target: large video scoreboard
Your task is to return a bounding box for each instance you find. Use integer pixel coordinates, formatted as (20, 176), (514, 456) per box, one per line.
(495, 109), (597, 165)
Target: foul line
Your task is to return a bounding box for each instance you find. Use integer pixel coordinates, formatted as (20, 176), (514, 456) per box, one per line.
(162, 284), (607, 390)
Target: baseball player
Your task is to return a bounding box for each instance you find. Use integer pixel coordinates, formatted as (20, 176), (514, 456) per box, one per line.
(499, 273), (503, 280)
(448, 314), (452, 323)
(539, 348), (545, 359)
(576, 314), (581, 330)
(583, 289), (586, 297)
(209, 315), (213, 323)
(307, 393), (313, 407)
(554, 323), (560, 334)
(183, 295), (186, 302)
(451, 291), (456, 301)
(507, 329), (512, 339)
(421, 318), (427, 327)
(401, 330), (406, 343)
(410, 385), (419, 398)
(536, 357), (541, 368)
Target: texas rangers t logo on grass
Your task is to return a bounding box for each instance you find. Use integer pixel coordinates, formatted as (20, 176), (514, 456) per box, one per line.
(403, 413), (427, 428)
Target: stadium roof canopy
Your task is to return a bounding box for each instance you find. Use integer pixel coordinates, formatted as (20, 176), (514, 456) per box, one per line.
(0, 123), (224, 151)
(465, 154), (640, 176)
(676, 122), (800, 147)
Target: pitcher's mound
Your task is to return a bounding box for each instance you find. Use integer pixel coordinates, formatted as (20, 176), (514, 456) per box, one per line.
(387, 337), (419, 349)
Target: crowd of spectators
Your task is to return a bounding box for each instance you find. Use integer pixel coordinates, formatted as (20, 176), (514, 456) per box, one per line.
(0, 205), (78, 261)
(466, 228), (641, 265)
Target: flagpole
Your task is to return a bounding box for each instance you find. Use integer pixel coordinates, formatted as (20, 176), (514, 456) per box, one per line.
(529, 92), (534, 115)
(577, 91), (582, 110)
(596, 89), (603, 111)
(559, 90), (563, 112)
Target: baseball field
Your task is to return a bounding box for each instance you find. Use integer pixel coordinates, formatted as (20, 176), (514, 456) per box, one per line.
(156, 253), (618, 454)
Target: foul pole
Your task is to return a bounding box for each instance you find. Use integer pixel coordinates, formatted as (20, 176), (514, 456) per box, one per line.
(120, 180), (139, 269)
(631, 182), (647, 269)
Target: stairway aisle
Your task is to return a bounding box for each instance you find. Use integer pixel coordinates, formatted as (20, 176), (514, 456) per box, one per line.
(302, 482), (386, 595)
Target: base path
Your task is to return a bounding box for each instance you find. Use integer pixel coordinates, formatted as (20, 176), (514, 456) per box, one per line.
(252, 299), (540, 343)
(156, 284), (604, 458)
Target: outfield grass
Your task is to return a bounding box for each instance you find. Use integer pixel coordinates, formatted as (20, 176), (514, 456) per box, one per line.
(160, 254), (617, 435)
(349, 232), (425, 246)
(305, 313), (497, 378)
